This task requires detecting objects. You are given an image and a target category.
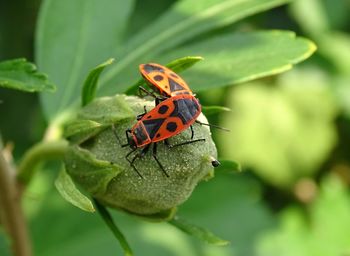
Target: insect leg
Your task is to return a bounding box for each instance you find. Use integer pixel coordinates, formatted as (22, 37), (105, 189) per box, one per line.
(152, 143), (169, 177)
(136, 106), (148, 120)
(121, 129), (133, 147)
(125, 147), (137, 160)
(112, 124), (130, 147)
(138, 86), (167, 105)
(125, 148), (144, 178)
(165, 138), (206, 149)
(190, 125), (194, 140)
(138, 86), (157, 98)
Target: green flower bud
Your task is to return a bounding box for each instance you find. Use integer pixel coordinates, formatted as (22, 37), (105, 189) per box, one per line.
(64, 95), (218, 220)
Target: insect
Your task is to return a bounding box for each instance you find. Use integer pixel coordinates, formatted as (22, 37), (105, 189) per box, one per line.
(115, 94), (218, 178)
(139, 63), (193, 97)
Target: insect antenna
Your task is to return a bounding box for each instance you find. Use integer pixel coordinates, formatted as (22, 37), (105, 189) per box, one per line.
(195, 120), (230, 132)
(111, 124), (130, 147)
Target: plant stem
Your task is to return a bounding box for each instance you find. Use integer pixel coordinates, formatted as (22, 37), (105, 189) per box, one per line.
(94, 199), (133, 256)
(17, 140), (68, 186)
(0, 150), (32, 256)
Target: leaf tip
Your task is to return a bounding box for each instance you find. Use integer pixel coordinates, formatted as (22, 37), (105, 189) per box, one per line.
(106, 58), (115, 65)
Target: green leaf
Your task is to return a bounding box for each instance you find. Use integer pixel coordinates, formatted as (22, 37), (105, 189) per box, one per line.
(165, 56), (204, 73)
(169, 215), (230, 246)
(63, 119), (105, 145)
(216, 160), (242, 173)
(55, 168), (95, 212)
(100, 0), (292, 95)
(0, 58), (55, 92)
(36, 0), (135, 121)
(77, 95), (135, 124)
(94, 199), (133, 256)
(156, 31), (317, 92)
(125, 56), (203, 95)
(82, 58), (114, 106)
(202, 105), (231, 116)
(65, 146), (123, 195)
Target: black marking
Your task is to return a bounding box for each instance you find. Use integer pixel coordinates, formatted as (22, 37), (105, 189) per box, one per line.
(154, 75), (164, 81)
(147, 115), (152, 119)
(156, 133), (161, 138)
(166, 122), (177, 132)
(143, 64), (164, 73)
(170, 98), (200, 125)
(170, 73), (178, 78)
(142, 118), (165, 139)
(168, 77), (185, 92)
(133, 125), (149, 145)
(158, 105), (169, 114)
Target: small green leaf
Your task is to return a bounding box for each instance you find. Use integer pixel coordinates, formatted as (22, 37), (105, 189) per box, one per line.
(216, 160), (242, 173)
(65, 146), (123, 195)
(169, 215), (230, 246)
(64, 119), (105, 145)
(82, 58), (114, 106)
(125, 56), (203, 95)
(94, 199), (133, 256)
(0, 58), (56, 92)
(202, 105), (231, 116)
(166, 56), (204, 73)
(55, 168), (95, 212)
(78, 95), (135, 124)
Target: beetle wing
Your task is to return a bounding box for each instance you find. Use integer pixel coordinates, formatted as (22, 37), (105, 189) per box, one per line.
(139, 63), (193, 96)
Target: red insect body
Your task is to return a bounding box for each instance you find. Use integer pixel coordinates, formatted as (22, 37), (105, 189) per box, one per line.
(130, 94), (201, 148)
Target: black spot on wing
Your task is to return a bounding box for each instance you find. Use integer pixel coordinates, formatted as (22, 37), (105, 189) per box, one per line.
(158, 105), (169, 114)
(154, 75), (164, 81)
(143, 64), (164, 74)
(142, 118), (165, 139)
(166, 122), (177, 132)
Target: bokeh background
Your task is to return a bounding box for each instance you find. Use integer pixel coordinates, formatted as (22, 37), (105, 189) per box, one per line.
(1, 0), (350, 255)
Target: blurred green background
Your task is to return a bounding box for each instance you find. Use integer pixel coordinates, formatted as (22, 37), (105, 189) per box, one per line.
(1, 0), (350, 255)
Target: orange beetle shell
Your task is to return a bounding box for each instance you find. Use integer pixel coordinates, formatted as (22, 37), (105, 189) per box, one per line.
(139, 63), (193, 97)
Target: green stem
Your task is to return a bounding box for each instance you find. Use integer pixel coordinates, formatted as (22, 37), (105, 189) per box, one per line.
(17, 140), (68, 185)
(94, 199), (133, 256)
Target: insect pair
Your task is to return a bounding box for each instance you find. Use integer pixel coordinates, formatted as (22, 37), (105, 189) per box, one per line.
(115, 63), (222, 178)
